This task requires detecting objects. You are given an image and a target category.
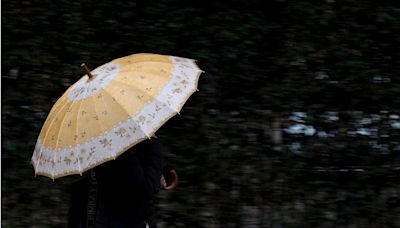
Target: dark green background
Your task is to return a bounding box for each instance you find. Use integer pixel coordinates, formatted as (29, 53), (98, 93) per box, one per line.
(2, 0), (400, 227)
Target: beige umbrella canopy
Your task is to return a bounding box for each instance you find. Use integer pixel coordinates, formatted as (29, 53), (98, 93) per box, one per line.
(32, 53), (203, 179)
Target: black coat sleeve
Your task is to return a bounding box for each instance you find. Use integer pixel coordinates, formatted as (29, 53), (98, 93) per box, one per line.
(137, 138), (164, 199)
(67, 175), (90, 228)
(68, 139), (164, 227)
(94, 138), (164, 203)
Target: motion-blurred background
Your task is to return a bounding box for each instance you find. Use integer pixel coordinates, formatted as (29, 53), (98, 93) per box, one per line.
(2, 0), (400, 227)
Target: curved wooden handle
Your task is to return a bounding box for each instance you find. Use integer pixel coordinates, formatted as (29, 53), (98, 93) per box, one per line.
(161, 169), (178, 192)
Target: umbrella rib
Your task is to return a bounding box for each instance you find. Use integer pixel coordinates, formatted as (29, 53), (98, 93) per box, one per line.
(75, 95), (86, 174)
(91, 94), (103, 133)
(83, 94), (107, 169)
(113, 74), (159, 93)
(111, 79), (179, 114)
(111, 79), (157, 102)
(117, 62), (174, 74)
(75, 83), (97, 174)
(115, 57), (198, 69)
(116, 69), (171, 80)
(51, 98), (76, 178)
(34, 96), (70, 175)
(99, 90), (120, 159)
(135, 58), (201, 72)
(101, 89), (152, 139)
(115, 59), (175, 66)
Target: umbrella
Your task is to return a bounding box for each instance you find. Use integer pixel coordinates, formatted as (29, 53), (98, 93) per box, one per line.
(32, 53), (203, 179)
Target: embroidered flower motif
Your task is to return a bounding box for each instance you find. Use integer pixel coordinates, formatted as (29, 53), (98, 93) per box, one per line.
(138, 116), (146, 124)
(64, 157), (72, 165)
(128, 126), (137, 133)
(181, 80), (188, 86)
(89, 147), (96, 157)
(148, 113), (156, 119)
(115, 128), (127, 138)
(99, 138), (112, 148)
(173, 88), (182, 94)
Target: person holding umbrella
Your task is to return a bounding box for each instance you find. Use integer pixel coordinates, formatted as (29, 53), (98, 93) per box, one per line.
(31, 53), (202, 227)
(68, 138), (164, 228)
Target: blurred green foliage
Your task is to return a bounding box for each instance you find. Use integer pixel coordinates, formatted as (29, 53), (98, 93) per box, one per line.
(2, 0), (400, 227)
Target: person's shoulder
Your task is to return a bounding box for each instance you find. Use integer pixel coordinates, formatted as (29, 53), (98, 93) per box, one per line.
(138, 137), (162, 148)
(122, 138), (161, 155)
(68, 174), (90, 193)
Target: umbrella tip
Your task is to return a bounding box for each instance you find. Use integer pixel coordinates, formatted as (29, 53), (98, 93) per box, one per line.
(81, 63), (94, 79)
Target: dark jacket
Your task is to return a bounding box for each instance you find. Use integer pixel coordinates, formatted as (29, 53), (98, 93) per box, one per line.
(68, 139), (164, 228)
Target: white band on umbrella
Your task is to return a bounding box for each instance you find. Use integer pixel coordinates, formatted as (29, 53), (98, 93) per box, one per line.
(68, 63), (120, 101)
